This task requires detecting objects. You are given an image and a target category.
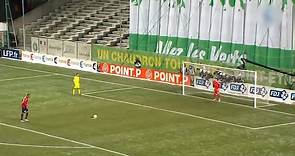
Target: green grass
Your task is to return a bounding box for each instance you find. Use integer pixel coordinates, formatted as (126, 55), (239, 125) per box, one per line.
(1, 58), (295, 156)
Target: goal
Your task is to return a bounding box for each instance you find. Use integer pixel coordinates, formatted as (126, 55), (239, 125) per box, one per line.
(182, 62), (257, 108)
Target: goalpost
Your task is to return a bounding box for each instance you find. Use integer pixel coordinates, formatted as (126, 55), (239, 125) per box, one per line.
(182, 62), (257, 108)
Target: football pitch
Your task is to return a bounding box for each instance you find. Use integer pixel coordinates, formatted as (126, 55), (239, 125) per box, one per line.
(1, 58), (295, 156)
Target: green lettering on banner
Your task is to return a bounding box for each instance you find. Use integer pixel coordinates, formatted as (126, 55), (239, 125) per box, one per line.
(130, 34), (295, 70)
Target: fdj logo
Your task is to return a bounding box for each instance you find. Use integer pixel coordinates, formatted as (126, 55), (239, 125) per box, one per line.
(270, 90), (288, 101)
(230, 84), (247, 93)
(196, 79), (211, 88)
(249, 87), (268, 97)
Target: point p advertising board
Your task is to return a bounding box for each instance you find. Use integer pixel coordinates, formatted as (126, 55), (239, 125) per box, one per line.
(99, 63), (190, 85)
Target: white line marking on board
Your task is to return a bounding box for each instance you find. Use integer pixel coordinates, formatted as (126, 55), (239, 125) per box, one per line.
(0, 123), (129, 156)
(83, 87), (138, 95)
(0, 74), (57, 82)
(0, 142), (93, 149)
(253, 121), (295, 130)
(1, 63), (295, 117)
(82, 94), (255, 130)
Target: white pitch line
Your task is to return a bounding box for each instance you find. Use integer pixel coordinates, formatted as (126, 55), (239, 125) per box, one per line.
(84, 87), (138, 95)
(0, 142), (93, 149)
(0, 122), (129, 156)
(1, 63), (295, 117)
(197, 91), (277, 106)
(0, 74), (57, 82)
(257, 104), (279, 108)
(82, 94), (255, 130)
(253, 121), (295, 130)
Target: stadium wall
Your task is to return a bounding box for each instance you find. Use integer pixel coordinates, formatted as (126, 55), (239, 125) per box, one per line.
(129, 0), (295, 69)
(31, 37), (91, 60)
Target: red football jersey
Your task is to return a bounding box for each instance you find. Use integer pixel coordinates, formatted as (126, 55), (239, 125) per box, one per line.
(21, 96), (29, 108)
(213, 79), (221, 89)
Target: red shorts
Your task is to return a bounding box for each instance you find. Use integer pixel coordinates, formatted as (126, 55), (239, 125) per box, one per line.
(214, 89), (220, 96)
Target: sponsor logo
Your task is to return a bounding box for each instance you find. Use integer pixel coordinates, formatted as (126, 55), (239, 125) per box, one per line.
(102, 63), (109, 72)
(196, 79), (211, 88)
(54, 57), (58, 64)
(0, 49), (21, 60)
(67, 59), (71, 66)
(21, 53), (31, 60)
(249, 86), (268, 97)
(230, 83), (247, 93)
(291, 93), (295, 101)
(31, 54), (42, 62)
(221, 83), (228, 91)
(42, 55), (46, 62)
(58, 58), (67, 64)
(145, 69), (152, 79)
(93, 63), (97, 71)
(269, 90), (289, 101)
(80, 61), (84, 68)
(30, 54), (34, 60)
(45, 56), (54, 63)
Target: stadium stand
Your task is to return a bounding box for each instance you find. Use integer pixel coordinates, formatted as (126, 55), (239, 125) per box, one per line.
(25, 0), (129, 48)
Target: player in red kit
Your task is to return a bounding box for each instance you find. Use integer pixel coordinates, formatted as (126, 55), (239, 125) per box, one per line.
(20, 93), (30, 122)
(213, 79), (221, 102)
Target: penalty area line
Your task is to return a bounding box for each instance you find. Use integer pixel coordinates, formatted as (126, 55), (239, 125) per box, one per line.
(83, 87), (138, 95)
(0, 74), (58, 82)
(0, 142), (94, 149)
(0, 122), (129, 156)
(257, 104), (279, 108)
(81, 94), (255, 130)
(253, 121), (295, 130)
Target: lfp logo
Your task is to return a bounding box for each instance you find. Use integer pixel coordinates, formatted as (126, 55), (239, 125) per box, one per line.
(269, 90), (289, 101)
(290, 93), (295, 101)
(1, 49), (21, 60)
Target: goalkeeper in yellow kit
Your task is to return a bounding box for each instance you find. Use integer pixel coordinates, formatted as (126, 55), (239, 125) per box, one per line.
(72, 73), (81, 95)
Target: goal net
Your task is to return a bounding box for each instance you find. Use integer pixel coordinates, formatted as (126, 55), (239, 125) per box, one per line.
(182, 62), (258, 108)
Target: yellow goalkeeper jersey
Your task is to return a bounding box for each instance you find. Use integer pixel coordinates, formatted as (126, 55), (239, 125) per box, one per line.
(73, 76), (80, 88)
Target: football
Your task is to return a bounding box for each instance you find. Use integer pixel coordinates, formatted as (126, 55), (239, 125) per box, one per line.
(92, 114), (98, 119)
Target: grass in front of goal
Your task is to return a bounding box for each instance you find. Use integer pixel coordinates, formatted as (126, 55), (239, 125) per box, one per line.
(1, 58), (295, 156)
